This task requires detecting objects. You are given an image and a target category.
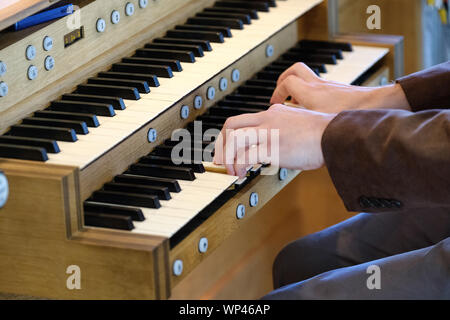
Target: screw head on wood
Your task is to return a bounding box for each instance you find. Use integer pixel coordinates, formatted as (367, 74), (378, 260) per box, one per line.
(194, 95), (203, 109)
(198, 237), (208, 253)
(266, 44), (274, 57)
(173, 259), (183, 276)
(279, 168), (288, 181)
(0, 172), (9, 209)
(249, 192), (259, 207)
(147, 128), (157, 143)
(236, 204), (246, 219)
(231, 69), (240, 82)
(180, 105), (190, 119)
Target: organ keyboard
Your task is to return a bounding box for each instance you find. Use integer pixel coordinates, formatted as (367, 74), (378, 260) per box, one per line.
(0, 0), (403, 299)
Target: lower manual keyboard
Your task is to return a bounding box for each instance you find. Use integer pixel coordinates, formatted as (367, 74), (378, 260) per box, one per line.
(85, 169), (238, 238)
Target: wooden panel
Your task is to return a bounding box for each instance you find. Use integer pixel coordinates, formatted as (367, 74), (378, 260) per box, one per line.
(297, 0), (331, 40)
(0, 159), (170, 299)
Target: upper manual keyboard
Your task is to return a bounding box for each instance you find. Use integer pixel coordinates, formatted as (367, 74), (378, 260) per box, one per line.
(0, 0), (388, 169)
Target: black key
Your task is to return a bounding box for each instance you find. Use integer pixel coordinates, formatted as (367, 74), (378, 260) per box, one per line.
(84, 211), (134, 230)
(139, 155), (205, 173)
(208, 106), (261, 117)
(252, 0), (276, 7)
(166, 30), (224, 43)
(0, 136), (59, 153)
(135, 48), (195, 63)
(175, 25), (232, 38)
(186, 17), (244, 29)
(237, 85), (275, 96)
(264, 65), (285, 73)
(9, 124), (77, 142)
(187, 121), (223, 132)
(246, 79), (277, 87)
(255, 71), (280, 81)
(305, 63), (327, 73)
(128, 163), (196, 181)
(61, 93), (126, 110)
(34, 110), (100, 127)
(272, 60), (327, 73)
(112, 63), (173, 78)
(50, 100), (116, 117)
(161, 145), (215, 162)
(218, 99), (269, 110)
(115, 174), (181, 193)
(144, 43), (204, 57)
(163, 139), (214, 150)
(0, 143), (48, 161)
(151, 145), (205, 159)
(77, 84), (141, 100)
(291, 47), (343, 59)
(196, 114), (228, 124)
(103, 182), (171, 201)
(123, 57), (182, 72)
(88, 77), (150, 94)
(269, 60), (294, 68)
(196, 12), (251, 25)
(84, 202), (145, 221)
(153, 37), (212, 51)
(298, 39), (353, 52)
(193, 130), (220, 141)
(214, 1), (269, 12)
(22, 117), (89, 135)
(90, 190), (161, 209)
(204, 7), (259, 19)
(283, 51), (337, 65)
(226, 94), (271, 104)
(97, 72), (160, 87)
(311, 67), (320, 76)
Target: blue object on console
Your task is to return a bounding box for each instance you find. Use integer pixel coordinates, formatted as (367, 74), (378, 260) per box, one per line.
(14, 4), (74, 31)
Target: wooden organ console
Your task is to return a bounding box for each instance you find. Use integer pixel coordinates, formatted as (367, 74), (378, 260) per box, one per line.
(0, 0), (403, 299)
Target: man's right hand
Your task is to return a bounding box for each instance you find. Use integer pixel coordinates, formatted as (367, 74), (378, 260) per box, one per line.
(270, 62), (411, 113)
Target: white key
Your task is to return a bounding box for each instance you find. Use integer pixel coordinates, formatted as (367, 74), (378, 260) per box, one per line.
(130, 171), (237, 237)
(321, 46), (389, 83)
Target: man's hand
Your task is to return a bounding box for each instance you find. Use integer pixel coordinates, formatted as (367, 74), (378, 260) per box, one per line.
(213, 104), (337, 178)
(271, 62), (411, 113)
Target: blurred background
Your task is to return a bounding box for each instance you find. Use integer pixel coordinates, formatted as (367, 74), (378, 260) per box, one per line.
(334, 0), (450, 75)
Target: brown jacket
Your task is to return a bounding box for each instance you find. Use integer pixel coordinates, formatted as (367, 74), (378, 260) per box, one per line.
(322, 61), (450, 213)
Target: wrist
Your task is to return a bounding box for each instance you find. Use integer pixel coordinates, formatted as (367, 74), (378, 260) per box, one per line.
(363, 83), (411, 111)
(318, 113), (338, 167)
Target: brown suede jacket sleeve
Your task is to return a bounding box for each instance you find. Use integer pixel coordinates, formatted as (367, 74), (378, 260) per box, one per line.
(322, 109), (450, 213)
(397, 61), (450, 112)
